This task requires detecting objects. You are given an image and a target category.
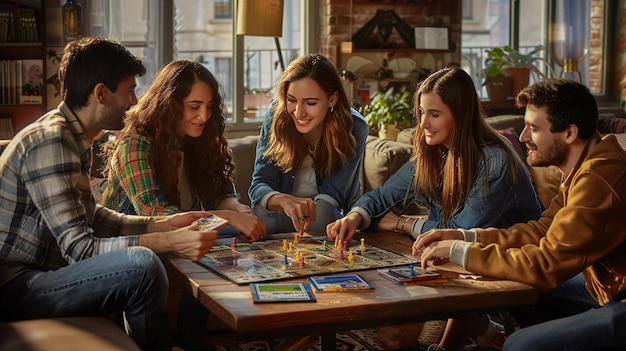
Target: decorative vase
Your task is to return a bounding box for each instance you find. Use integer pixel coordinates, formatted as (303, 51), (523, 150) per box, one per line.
(62, 0), (82, 43)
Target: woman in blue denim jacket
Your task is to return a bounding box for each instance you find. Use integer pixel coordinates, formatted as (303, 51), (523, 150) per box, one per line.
(327, 66), (544, 243)
(249, 54), (369, 235)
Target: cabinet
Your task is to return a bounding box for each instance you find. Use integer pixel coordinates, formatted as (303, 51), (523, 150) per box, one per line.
(0, 0), (45, 136)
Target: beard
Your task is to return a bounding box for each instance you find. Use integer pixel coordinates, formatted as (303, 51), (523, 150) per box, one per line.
(526, 138), (567, 167)
(98, 102), (127, 131)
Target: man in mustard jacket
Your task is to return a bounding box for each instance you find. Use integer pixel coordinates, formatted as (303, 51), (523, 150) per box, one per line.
(414, 78), (626, 351)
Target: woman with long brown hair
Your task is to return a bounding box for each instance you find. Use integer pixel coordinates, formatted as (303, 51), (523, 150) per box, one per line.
(328, 66), (542, 243)
(249, 53), (369, 235)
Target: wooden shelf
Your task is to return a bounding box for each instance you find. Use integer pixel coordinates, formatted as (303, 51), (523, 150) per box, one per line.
(0, 0), (46, 135)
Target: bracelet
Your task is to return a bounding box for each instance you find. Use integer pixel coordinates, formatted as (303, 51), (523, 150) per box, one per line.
(394, 216), (403, 233)
(400, 216), (411, 233)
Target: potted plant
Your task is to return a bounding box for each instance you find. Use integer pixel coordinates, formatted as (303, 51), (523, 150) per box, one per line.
(360, 87), (414, 141)
(482, 45), (552, 101)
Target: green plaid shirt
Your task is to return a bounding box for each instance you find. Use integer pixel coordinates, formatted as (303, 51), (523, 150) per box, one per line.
(102, 133), (236, 216)
(0, 103), (148, 287)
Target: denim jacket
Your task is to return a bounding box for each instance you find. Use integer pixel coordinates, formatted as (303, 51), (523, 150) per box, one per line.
(249, 107), (369, 215)
(350, 144), (544, 238)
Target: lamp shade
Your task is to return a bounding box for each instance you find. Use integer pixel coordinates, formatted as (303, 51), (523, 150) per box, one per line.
(549, 0), (587, 66)
(237, 0), (284, 37)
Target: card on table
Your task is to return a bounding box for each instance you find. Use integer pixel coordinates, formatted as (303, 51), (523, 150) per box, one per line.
(250, 282), (317, 303)
(307, 274), (374, 292)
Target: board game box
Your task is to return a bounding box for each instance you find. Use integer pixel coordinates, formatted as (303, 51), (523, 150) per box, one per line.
(308, 274), (374, 292)
(377, 266), (447, 285)
(196, 235), (419, 284)
(250, 282), (316, 303)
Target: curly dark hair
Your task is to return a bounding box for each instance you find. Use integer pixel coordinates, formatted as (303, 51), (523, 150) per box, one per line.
(102, 59), (234, 208)
(516, 78), (598, 140)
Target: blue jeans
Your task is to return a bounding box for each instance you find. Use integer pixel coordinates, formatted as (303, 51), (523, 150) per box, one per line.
(505, 274), (626, 351)
(0, 247), (171, 351)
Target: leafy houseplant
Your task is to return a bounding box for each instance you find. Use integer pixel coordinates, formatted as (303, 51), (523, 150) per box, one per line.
(482, 45), (552, 102)
(360, 87), (414, 141)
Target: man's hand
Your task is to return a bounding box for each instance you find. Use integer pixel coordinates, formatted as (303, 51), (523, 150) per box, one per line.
(411, 229), (464, 268)
(148, 211), (212, 232)
(326, 212), (362, 246)
(138, 219), (218, 261)
(416, 240), (456, 269)
(168, 221), (218, 261)
(412, 228), (464, 255)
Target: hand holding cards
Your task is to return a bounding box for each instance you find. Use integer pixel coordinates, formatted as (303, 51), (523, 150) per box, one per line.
(198, 214), (229, 231)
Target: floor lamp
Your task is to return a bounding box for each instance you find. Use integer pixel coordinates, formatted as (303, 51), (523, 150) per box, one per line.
(549, 0), (588, 82)
(236, 0), (285, 71)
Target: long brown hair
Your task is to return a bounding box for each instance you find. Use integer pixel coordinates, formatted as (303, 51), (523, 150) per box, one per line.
(264, 54), (356, 177)
(413, 67), (523, 220)
(102, 59), (234, 207)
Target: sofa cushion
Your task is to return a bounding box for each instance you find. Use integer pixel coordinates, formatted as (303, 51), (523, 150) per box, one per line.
(597, 116), (626, 134)
(396, 128), (415, 146)
(485, 114), (525, 134)
(229, 135), (259, 206)
(0, 317), (141, 351)
(362, 135), (412, 194)
(497, 126), (525, 158)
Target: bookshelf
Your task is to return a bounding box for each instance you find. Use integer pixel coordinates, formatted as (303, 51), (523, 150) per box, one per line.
(0, 0), (45, 136)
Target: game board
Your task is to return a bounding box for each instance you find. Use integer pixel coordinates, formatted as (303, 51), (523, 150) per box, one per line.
(196, 235), (420, 284)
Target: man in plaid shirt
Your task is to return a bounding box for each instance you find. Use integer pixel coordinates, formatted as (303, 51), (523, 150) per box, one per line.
(0, 37), (218, 351)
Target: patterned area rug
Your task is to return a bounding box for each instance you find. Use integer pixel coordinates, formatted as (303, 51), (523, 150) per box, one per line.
(209, 328), (394, 351)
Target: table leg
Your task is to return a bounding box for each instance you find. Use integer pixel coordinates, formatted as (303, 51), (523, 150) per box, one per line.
(320, 331), (336, 351)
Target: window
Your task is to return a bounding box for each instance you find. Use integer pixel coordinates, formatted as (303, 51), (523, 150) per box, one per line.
(214, 0), (232, 20)
(461, 0), (611, 101)
(87, 0), (303, 136)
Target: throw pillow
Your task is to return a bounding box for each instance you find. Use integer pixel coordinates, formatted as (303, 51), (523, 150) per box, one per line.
(497, 127), (525, 159)
(597, 117), (626, 134)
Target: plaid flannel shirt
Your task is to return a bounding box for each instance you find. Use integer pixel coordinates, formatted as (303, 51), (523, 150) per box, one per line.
(0, 102), (149, 287)
(102, 133), (236, 216)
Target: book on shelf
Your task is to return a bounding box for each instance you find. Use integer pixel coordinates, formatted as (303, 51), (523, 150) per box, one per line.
(0, 5), (39, 43)
(250, 282), (316, 303)
(307, 274), (374, 292)
(0, 118), (14, 139)
(377, 265), (447, 285)
(0, 59), (43, 105)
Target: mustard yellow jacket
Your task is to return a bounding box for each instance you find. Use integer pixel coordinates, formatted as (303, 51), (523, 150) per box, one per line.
(452, 132), (626, 305)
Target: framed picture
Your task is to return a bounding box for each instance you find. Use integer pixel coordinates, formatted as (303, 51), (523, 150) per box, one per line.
(414, 27), (450, 50)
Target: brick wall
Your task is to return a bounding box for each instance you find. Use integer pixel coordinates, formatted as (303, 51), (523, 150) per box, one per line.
(588, 0), (604, 93)
(318, 0), (461, 70)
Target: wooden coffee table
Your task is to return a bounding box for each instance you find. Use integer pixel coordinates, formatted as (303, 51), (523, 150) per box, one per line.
(166, 231), (537, 350)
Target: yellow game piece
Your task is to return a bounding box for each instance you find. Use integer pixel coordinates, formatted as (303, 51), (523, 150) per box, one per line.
(337, 240), (342, 250)
(295, 251), (300, 261)
(293, 234), (299, 244)
(360, 238), (366, 251)
(288, 242), (293, 254)
(348, 248), (354, 261)
(282, 239), (288, 251)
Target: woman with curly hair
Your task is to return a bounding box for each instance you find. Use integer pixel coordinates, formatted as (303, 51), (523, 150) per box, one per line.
(101, 59), (265, 242)
(249, 53), (369, 235)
